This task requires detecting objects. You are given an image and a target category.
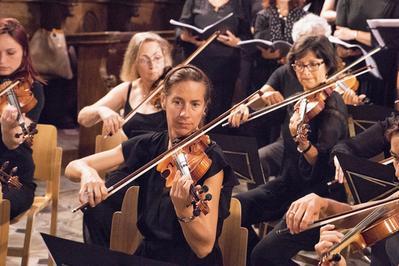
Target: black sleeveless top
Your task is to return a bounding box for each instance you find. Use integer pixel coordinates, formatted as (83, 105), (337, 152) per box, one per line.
(122, 82), (167, 138)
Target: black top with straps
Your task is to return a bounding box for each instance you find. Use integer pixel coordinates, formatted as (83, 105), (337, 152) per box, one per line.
(122, 82), (167, 138)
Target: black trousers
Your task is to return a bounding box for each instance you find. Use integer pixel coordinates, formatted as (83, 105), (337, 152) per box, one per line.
(2, 184), (34, 219)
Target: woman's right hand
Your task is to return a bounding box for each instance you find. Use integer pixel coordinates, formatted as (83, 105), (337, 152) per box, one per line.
(258, 46), (281, 60)
(180, 30), (206, 47)
(98, 106), (124, 136)
(314, 224), (346, 266)
(228, 104), (249, 128)
(261, 90), (284, 106)
(79, 168), (108, 207)
(286, 193), (328, 234)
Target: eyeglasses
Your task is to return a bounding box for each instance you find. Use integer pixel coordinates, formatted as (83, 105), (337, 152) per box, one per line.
(291, 61), (324, 72)
(137, 55), (164, 66)
(390, 150), (399, 163)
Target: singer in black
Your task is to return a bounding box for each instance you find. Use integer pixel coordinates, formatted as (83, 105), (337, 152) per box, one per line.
(178, 0), (251, 121)
(0, 18), (45, 219)
(66, 66), (237, 265)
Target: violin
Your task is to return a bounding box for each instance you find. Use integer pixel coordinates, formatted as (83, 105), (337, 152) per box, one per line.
(293, 73), (362, 132)
(0, 79), (38, 144)
(157, 135), (213, 216)
(320, 206), (399, 264)
(0, 161), (22, 189)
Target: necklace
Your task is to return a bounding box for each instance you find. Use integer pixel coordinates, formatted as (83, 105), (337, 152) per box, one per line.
(276, 7), (288, 21)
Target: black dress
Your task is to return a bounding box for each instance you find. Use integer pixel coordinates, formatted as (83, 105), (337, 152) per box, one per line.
(179, 0), (251, 121)
(121, 82), (167, 139)
(86, 131), (237, 265)
(0, 81), (44, 219)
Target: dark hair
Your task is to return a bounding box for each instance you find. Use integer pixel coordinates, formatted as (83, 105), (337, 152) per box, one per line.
(385, 113), (399, 141)
(288, 35), (340, 76)
(0, 18), (44, 84)
(269, 0), (301, 10)
(163, 65), (212, 106)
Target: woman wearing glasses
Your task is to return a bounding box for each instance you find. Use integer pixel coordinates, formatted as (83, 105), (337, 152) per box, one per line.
(78, 32), (172, 138)
(231, 35), (349, 265)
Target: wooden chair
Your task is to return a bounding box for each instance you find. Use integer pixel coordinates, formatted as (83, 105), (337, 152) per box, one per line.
(8, 124), (62, 266)
(110, 186), (142, 254)
(95, 130), (127, 178)
(0, 197), (10, 266)
(218, 198), (248, 266)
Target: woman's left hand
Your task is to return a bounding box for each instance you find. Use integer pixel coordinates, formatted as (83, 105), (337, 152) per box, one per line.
(289, 110), (303, 138)
(1, 105), (19, 130)
(334, 26), (357, 41)
(217, 30), (240, 47)
(170, 170), (194, 214)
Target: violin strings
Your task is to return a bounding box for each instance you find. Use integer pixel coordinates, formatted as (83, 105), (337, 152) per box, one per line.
(326, 206), (387, 256)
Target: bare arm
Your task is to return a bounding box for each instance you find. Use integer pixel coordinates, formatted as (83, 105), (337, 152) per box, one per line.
(78, 82), (129, 127)
(65, 145), (125, 206)
(320, 0), (337, 23)
(334, 26), (372, 47)
(170, 170), (223, 258)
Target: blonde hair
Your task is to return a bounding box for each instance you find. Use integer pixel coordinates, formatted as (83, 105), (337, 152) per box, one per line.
(119, 32), (172, 82)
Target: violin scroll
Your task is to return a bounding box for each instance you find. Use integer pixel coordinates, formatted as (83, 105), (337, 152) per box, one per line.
(0, 161), (22, 189)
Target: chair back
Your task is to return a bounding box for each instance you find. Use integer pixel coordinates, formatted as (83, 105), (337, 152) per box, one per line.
(110, 186), (142, 254)
(95, 130), (127, 153)
(32, 124), (61, 197)
(218, 198), (248, 266)
(0, 198), (10, 266)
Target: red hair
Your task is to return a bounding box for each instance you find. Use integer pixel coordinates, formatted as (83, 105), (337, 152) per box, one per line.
(0, 18), (44, 84)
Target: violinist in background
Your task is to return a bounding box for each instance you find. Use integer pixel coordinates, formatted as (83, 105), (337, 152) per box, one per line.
(0, 18), (44, 219)
(303, 120), (399, 266)
(78, 32), (172, 138)
(231, 35), (349, 265)
(65, 65), (237, 265)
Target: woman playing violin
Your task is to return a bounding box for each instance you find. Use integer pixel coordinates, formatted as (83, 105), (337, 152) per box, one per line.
(0, 18), (44, 219)
(66, 65), (237, 265)
(78, 32), (172, 138)
(231, 35), (349, 265)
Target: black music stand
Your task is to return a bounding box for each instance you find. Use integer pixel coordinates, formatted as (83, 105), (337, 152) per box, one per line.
(41, 233), (176, 266)
(336, 153), (398, 204)
(209, 134), (266, 186)
(347, 105), (393, 136)
(367, 19), (399, 50)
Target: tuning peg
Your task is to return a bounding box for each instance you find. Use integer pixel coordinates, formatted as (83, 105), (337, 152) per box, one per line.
(193, 207), (201, 217)
(1, 161), (10, 171)
(204, 194), (212, 201)
(10, 166), (18, 175)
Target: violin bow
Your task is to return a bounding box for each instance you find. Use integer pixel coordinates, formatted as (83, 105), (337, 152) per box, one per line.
(223, 46), (382, 127)
(276, 195), (399, 235)
(72, 78), (265, 212)
(119, 31), (219, 132)
(0, 80), (20, 97)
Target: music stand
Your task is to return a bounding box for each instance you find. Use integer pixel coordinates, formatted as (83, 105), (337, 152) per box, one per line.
(347, 105), (393, 136)
(209, 134), (266, 185)
(367, 19), (399, 50)
(336, 153), (398, 204)
(41, 233), (176, 266)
